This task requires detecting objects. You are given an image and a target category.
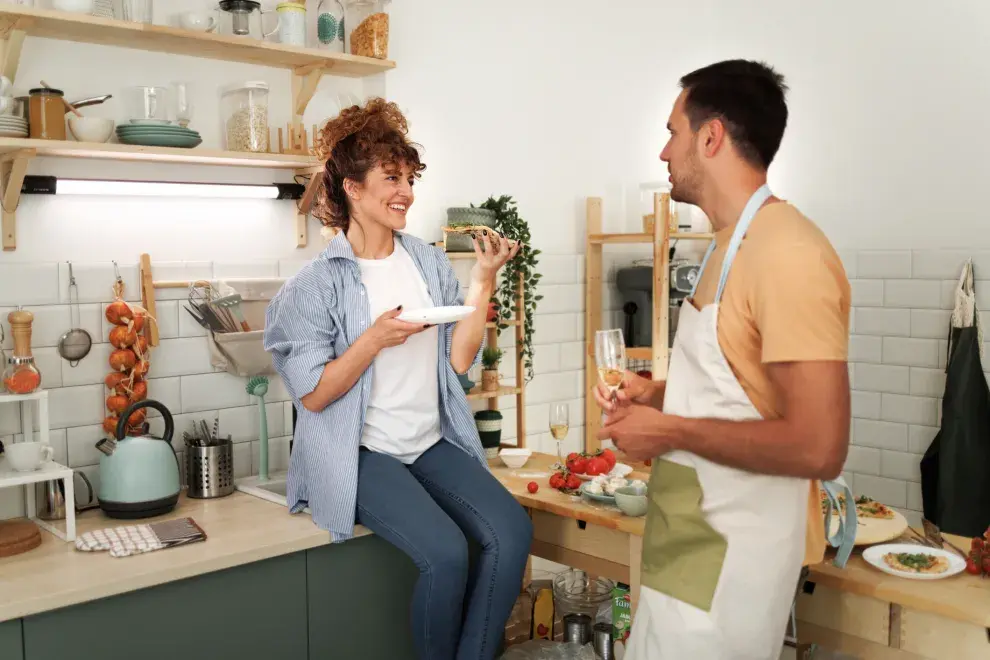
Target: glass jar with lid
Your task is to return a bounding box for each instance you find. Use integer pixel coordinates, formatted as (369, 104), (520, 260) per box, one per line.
(28, 87), (67, 140)
(3, 310), (41, 395)
(315, 0), (344, 52)
(220, 81), (270, 153)
(341, 0), (391, 59)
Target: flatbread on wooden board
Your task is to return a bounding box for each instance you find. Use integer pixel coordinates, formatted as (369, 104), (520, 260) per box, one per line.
(442, 225), (503, 241)
(855, 495), (896, 519)
(882, 552), (950, 574)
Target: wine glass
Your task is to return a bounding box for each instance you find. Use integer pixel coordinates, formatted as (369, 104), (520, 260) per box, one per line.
(171, 82), (193, 128)
(595, 329), (627, 402)
(549, 403), (569, 469)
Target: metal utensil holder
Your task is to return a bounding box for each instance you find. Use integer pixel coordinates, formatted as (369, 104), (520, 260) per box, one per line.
(186, 439), (234, 499)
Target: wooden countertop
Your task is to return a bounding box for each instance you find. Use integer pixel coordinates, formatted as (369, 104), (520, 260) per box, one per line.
(0, 492), (335, 622)
(809, 537), (990, 629)
(491, 452), (648, 536)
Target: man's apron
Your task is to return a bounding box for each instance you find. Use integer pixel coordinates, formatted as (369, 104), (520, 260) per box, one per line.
(625, 185), (856, 660)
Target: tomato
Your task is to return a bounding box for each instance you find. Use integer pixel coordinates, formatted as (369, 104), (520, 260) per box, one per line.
(527, 481), (539, 494)
(644, 458), (652, 467)
(972, 538), (985, 552)
(549, 473), (565, 490)
(566, 452), (580, 463)
(565, 474), (581, 490)
(966, 557), (982, 575)
(600, 448), (617, 470)
(586, 457), (608, 476)
(567, 456), (588, 474)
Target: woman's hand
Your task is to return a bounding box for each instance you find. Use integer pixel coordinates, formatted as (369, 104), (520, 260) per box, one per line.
(593, 370), (660, 413)
(366, 306), (430, 351)
(470, 235), (521, 286)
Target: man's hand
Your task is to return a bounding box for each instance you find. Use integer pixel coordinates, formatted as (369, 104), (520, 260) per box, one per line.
(593, 370), (663, 413)
(597, 404), (679, 462)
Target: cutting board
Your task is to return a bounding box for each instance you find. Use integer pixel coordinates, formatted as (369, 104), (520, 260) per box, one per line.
(0, 518), (42, 558)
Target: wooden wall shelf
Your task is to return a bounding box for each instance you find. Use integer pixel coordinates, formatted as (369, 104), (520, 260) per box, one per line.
(0, 5), (395, 76)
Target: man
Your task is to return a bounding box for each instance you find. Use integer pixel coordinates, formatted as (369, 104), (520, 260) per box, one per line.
(596, 60), (852, 659)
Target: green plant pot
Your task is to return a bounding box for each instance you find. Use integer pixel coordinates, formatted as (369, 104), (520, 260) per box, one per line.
(474, 410), (503, 459)
(444, 207), (497, 252)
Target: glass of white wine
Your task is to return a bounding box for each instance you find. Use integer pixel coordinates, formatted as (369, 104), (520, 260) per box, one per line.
(549, 403), (569, 469)
(595, 329), (627, 401)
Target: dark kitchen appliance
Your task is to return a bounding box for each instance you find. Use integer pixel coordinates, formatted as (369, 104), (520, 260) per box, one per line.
(616, 256), (700, 349)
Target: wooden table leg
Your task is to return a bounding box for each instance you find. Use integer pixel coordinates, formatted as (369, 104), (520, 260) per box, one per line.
(629, 534), (642, 615)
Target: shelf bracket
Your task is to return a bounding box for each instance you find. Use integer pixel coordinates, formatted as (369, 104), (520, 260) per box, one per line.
(293, 166), (322, 249)
(1, 148), (34, 252)
(292, 67), (324, 125)
(0, 17), (25, 83)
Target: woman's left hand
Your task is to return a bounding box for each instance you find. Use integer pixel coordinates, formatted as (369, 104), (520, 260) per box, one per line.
(470, 235), (521, 285)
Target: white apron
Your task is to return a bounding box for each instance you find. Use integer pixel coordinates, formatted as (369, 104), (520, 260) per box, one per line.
(625, 185), (856, 660)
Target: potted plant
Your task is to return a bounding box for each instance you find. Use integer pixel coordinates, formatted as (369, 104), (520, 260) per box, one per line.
(481, 346), (502, 392)
(476, 195), (541, 383)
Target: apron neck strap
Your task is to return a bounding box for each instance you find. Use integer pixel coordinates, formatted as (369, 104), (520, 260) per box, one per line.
(688, 184), (773, 302)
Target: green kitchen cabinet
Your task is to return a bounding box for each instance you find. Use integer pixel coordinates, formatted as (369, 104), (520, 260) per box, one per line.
(0, 619), (23, 660)
(307, 535), (419, 660)
(22, 552), (307, 660)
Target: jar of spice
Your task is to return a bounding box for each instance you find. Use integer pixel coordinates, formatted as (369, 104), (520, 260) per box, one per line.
(28, 87), (67, 141)
(341, 0), (391, 59)
(3, 310), (42, 395)
(276, 3), (306, 47)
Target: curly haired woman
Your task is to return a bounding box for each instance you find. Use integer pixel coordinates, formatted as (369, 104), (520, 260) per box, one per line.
(263, 98), (533, 660)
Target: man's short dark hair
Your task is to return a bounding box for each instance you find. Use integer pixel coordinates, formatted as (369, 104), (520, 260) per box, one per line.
(679, 59), (788, 170)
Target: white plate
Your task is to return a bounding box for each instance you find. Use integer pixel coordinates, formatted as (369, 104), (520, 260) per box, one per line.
(577, 462), (634, 481)
(862, 543), (966, 580)
(397, 305), (475, 325)
(129, 119), (172, 125)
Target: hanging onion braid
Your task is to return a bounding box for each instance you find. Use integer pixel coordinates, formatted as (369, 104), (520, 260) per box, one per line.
(312, 97), (426, 233)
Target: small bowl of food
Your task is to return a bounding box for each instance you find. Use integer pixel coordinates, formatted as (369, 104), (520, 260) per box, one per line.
(498, 448), (532, 470)
(614, 485), (648, 517)
(68, 116), (115, 143)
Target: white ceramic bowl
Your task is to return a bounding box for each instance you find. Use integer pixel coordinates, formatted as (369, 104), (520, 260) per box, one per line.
(614, 486), (648, 517)
(68, 116), (115, 143)
(498, 448), (532, 469)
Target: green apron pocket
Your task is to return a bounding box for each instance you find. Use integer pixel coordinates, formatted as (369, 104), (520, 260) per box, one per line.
(641, 459), (727, 612)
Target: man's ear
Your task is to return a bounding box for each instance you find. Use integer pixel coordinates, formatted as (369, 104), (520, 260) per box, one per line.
(700, 117), (728, 158)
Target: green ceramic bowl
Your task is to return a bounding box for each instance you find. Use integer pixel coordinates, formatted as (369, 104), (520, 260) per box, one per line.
(613, 486), (648, 517)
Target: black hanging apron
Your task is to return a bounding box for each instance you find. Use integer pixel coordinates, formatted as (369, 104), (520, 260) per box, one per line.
(920, 260), (990, 537)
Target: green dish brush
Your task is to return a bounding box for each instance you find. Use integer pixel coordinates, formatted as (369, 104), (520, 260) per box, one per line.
(246, 376), (270, 481)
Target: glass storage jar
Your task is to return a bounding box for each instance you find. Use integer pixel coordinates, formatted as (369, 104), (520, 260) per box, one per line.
(341, 0), (391, 59)
(315, 0), (344, 51)
(28, 88), (67, 141)
(3, 310), (41, 395)
(220, 81), (270, 153)
(276, 2), (306, 46)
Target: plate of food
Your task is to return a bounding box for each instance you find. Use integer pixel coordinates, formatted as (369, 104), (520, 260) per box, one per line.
(822, 491), (909, 545)
(862, 543), (966, 580)
(580, 476), (646, 504)
(397, 306), (475, 325)
(565, 449), (633, 481)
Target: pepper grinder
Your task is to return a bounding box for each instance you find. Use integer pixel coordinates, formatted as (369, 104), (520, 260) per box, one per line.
(2, 309), (41, 394)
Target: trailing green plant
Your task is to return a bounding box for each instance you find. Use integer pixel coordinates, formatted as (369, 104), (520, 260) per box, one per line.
(475, 195), (541, 383)
(482, 346), (503, 370)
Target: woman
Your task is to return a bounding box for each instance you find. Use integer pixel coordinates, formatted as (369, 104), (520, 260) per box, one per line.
(264, 98), (533, 660)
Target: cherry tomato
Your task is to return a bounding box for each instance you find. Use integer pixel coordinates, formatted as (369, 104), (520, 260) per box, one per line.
(527, 481), (539, 494)
(966, 557), (982, 575)
(565, 474), (581, 490)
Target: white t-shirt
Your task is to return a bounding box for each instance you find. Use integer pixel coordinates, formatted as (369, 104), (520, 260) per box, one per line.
(356, 238), (442, 463)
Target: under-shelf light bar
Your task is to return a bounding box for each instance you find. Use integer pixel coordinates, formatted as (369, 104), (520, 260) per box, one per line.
(22, 176), (304, 200)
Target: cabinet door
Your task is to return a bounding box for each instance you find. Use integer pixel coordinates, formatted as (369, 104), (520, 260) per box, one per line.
(307, 535), (419, 660)
(0, 619), (23, 660)
(23, 552), (307, 660)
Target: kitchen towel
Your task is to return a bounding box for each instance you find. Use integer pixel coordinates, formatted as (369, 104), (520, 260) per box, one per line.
(75, 517), (206, 558)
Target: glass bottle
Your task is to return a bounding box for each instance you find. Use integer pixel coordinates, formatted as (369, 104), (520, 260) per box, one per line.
(315, 0), (345, 52)
(3, 309), (41, 395)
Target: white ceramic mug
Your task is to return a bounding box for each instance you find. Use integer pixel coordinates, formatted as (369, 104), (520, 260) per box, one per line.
(176, 11), (217, 32)
(4, 442), (54, 472)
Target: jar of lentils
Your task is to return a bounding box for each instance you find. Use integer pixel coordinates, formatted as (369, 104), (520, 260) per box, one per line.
(220, 81), (270, 153)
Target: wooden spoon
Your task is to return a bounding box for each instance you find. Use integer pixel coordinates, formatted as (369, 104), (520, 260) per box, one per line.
(40, 80), (82, 117)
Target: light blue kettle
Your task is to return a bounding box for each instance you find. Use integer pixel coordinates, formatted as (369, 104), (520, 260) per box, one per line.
(95, 400), (181, 520)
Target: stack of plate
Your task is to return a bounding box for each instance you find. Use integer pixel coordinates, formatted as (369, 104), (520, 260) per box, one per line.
(116, 120), (202, 148)
(0, 116), (28, 138)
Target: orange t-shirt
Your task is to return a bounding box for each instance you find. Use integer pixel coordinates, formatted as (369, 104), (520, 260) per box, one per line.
(690, 201), (851, 566)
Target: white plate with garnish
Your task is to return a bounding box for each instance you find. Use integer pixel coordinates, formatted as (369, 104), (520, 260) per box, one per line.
(397, 306), (475, 325)
(862, 543), (966, 580)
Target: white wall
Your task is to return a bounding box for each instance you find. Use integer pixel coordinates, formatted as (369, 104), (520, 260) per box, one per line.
(3, 0), (989, 521)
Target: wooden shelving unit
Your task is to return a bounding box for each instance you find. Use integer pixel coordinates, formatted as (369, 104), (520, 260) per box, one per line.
(0, 4), (391, 251)
(584, 192), (714, 456)
(436, 244), (527, 449)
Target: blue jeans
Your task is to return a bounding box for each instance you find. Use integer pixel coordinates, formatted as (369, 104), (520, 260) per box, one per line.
(356, 440), (533, 660)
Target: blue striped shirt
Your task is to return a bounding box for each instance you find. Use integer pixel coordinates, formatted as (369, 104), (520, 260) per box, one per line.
(264, 231), (487, 541)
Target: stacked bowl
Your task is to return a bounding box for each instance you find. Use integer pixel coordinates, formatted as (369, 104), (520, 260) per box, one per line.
(116, 120), (202, 148)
